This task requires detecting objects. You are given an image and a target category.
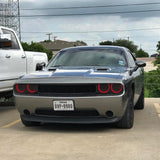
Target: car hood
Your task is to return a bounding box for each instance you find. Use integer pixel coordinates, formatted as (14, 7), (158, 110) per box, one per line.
(19, 67), (129, 84)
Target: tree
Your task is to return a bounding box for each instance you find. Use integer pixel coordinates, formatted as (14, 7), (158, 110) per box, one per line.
(135, 48), (149, 57)
(99, 41), (113, 45)
(76, 40), (87, 45)
(99, 39), (138, 53)
(21, 41), (53, 60)
(43, 40), (52, 42)
(157, 41), (160, 50)
(113, 39), (138, 52)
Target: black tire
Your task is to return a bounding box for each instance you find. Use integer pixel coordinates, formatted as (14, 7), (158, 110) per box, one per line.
(21, 116), (41, 127)
(134, 87), (144, 110)
(116, 91), (134, 129)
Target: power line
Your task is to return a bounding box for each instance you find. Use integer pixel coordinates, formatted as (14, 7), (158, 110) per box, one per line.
(21, 27), (160, 34)
(6, 9), (160, 18)
(21, 36), (160, 40)
(20, 2), (160, 10)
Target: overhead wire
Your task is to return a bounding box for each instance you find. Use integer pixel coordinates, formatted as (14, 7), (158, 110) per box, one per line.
(11, 9), (160, 17)
(20, 2), (160, 10)
(21, 27), (160, 34)
(19, 2), (160, 50)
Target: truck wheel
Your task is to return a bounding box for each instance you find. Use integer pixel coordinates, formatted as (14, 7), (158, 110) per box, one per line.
(21, 116), (41, 127)
(134, 87), (144, 110)
(116, 91), (134, 129)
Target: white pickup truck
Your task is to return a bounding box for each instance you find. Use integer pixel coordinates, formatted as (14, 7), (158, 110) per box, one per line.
(0, 26), (48, 99)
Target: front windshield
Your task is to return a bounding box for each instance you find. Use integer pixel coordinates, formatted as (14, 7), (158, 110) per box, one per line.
(48, 48), (127, 68)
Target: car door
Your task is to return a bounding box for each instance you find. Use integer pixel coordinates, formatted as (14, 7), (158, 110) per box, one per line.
(0, 28), (26, 81)
(126, 50), (143, 104)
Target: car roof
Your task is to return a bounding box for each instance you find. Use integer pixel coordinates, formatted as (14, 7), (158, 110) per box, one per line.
(0, 26), (16, 36)
(0, 26), (14, 32)
(61, 45), (127, 52)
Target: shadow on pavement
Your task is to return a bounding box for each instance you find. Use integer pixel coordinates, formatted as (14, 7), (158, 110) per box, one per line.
(16, 122), (118, 133)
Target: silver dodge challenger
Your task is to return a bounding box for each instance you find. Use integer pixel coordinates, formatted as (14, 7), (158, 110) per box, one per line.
(14, 46), (146, 129)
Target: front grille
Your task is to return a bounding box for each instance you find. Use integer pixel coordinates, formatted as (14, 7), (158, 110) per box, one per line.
(35, 108), (99, 117)
(14, 83), (124, 97)
(38, 84), (96, 97)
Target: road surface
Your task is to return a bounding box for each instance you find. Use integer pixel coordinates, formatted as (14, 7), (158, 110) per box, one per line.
(0, 98), (160, 160)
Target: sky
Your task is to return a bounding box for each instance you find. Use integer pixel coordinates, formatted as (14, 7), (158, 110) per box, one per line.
(20, 0), (160, 55)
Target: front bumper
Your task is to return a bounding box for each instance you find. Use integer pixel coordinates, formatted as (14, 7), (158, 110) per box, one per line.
(21, 114), (120, 124)
(15, 93), (128, 124)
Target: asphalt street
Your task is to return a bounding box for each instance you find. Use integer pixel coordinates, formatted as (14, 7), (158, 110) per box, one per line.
(0, 98), (160, 160)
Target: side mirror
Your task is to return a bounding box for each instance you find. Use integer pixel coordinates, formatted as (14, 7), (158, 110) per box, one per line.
(136, 61), (146, 68)
(0, 34), (12, 48)
(36, 62), (46, 71)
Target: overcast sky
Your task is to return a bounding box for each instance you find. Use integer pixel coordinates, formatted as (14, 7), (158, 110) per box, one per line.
(20, 0), (160, 55)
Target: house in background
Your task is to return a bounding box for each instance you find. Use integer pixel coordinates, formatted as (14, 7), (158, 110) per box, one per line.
(40, 40), (87, 56)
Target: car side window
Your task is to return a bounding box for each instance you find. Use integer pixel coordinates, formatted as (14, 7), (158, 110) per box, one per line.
(126, 50), (136, 68)
(2, 29), (20, 49)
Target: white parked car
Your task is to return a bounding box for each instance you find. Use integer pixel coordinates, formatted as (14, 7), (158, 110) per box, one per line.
(0, 26), (48, 99)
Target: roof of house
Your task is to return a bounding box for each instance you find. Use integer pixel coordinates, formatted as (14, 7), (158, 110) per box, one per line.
(39, 40), (86, 51)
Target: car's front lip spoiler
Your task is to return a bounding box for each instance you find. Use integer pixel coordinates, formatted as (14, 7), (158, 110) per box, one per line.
(21, 114), (120, 124)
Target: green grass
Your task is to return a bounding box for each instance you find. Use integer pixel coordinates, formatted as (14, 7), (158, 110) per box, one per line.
(144, 88), (149, 98)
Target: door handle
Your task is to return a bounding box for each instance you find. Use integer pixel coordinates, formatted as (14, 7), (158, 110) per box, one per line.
(21, 55), (26, 58)
(5, 55), (11, 58)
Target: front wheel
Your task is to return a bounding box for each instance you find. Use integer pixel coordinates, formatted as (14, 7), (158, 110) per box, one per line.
(134, 87), (144, 110)
(116, 91), (134, 129)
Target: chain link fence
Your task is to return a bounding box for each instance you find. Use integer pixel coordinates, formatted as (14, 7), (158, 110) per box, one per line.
(140, 57), (160, 97)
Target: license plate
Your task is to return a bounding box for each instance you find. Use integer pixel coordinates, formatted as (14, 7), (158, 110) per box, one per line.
(53, 100), (74, 111)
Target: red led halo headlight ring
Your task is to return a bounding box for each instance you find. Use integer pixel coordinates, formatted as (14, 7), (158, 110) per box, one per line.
(27, 84), (37, 93)
(111, 84), (123, 94)
(16, 84), (24, 93)
(98, 84), (110, 94)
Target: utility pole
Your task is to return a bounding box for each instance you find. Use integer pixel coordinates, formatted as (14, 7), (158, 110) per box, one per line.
(53, 36), (57, 41)
(46, 33), (52, 41)
(18, 0), (21, 41)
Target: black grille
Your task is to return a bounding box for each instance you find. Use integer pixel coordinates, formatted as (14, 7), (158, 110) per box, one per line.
(35, 108), (99, 117)
(38, 84), (96, 97)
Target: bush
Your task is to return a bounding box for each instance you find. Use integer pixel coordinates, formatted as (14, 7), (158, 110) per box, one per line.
(21, 41), (53, 60)
(144, 67), (160, 97)
(135, 48), (149, 58)
(153, 57), (160, 66)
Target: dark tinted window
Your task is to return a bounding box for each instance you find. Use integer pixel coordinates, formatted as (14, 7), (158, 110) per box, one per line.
(2, 29), (20, 49)
(48, 48), (127, 67)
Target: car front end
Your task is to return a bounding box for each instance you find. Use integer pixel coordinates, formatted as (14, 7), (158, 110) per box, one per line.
(14, 69), (130, 124)
(14, 46), (144, 128)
